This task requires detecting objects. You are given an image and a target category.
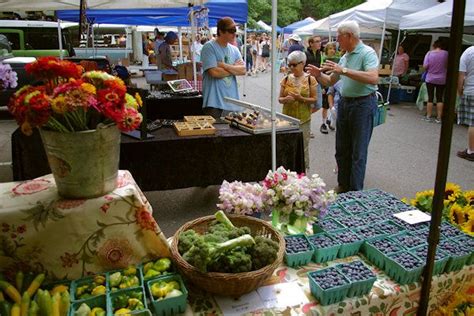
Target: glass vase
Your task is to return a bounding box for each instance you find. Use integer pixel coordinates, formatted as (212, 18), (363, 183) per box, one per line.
(271, 208), (309, 235)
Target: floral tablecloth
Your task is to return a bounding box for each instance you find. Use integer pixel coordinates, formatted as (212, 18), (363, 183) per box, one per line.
(0, 170), (170, 280)
(186, 255), (473, 315)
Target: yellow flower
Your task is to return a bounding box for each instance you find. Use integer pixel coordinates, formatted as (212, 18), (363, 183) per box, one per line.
(445, 182), (462, 201)
(81, 82), (96, 95)
(125, 93), (138, 109)
(135, 92), (143, 107)
(416, 190), (434, 200)
(448, 203), (465, 225)
(51, 96), (68, 114)
(465, 190), (474, 207)
(461, 218), (474, 236)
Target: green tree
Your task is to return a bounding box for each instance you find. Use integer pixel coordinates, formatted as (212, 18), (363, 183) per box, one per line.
(247, 0), (365, 28)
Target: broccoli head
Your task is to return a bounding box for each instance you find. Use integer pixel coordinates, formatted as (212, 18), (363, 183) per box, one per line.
(209, 248), (253, 273)
(181, 234), (255, 272)
(178, 229), (201, 254)
(251, 236), (280, 270)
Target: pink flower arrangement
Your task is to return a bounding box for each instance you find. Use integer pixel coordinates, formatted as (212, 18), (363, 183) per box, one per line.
(262, 167), (336, 221)
(0, 63), (18, 90)
(217, 180), (265, 216)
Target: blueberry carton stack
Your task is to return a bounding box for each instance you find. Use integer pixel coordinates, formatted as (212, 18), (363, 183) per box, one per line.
(385, 251), (425, 284)
(307, 267), (351, 305)
(336, 260), (377, 297)
(307, 233), (340, 263)
(284, 234), (314, 267)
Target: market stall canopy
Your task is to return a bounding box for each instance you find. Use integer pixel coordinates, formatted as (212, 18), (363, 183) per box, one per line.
(399, 0), (474, 32)
(256, 20), (282, 33)
(56, 0), (248, 26)
(329, 0), (439, 30)
(294, 17), (386, 39)
(0, 0), (196, 10)
(283, 17), (316, 34)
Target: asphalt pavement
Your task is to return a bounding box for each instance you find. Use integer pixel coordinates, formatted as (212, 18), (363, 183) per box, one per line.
(0, 70), (472, 238)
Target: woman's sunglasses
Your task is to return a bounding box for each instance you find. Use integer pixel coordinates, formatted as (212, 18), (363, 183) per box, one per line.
(225, 27), (237, 34)
(288, 62), (302, 68)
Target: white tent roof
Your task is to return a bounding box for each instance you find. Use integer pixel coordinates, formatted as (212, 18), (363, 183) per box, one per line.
(257, 20), (272, 32)
(0, 0), (195, 10)
(329, 0), (439, 30)
(399, 0), (474, 31)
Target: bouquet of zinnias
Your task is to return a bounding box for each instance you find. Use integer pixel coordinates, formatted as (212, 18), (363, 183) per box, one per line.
(8, 57), (142, 136)
(0, 63), (18, 90)
(217, 180), (265, 216)
(262, 167), (336, 221)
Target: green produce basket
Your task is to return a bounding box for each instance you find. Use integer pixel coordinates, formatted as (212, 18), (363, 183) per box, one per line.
(312, 217), (345, 233)
(452, 235), (474, 265)
(329, 229), (364, 258)
(108, 286), (149, 316)
(385, 251), (424, 285)
(308, 268), (351, 306)
(140, 258), (175, 282)
(390, 232), (427, 250)
(284, 234), (314, 267)
(339, 200), (367, 215)
(146, 274), (188, 316)
(336, 261), (376, 298)
(410, 245), (449, 276)
(363, 236), (400, 270)
(307, 233), (340, 263)
(444, 253), (471, 273)
(71, 293), (108, 316)
(107, 265), (143, 292)
(71, 274), (107, 303)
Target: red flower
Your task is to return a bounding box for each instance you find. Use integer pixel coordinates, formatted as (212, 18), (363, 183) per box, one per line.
(100, 203), (110, 213)
(60, 252), (79, 268)
(115, 108), (143, 132)
(16, 225), (26, 234)
(97, 238), (133, 269)
(135, 206), (157, 231)
(10, 233), (17, 239)
(2, 223), (9, 232)
(54, 199), (86, 209)
(12, 179), (51, 195)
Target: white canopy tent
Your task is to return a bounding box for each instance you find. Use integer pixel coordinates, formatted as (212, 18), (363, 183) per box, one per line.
(399, 0), (474, 31)
(256, 20), (272, 32)
(0, 0), (194, 10)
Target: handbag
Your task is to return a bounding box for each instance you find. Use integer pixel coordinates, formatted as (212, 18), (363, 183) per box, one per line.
(421, 71), (427, 82)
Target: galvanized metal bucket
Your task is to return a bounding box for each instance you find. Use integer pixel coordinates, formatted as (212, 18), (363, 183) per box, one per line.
(40, 124), (120, 199)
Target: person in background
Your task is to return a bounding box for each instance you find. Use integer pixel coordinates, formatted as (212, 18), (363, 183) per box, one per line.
(201, 17), (246, 119)
(157, 31), (178, 71)
(393, 45), (409, 78)
(305, 20), (379, 192)
(305, 36), (323, 135)
(259, 33), (271, 72)
(279, 51), (318, 171)
(243, 38), (254, 76)
(154, 28), (164, 55)
(320, 42), (340, 132)
(422, 39), (448, 123)
(191, 35), (203, 63)
(251, 35), (259, 75)
(457, 45), (474, 161)
(288, 34), (304, 55)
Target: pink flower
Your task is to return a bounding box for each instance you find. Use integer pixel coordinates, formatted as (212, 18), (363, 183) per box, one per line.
(97, 238), (134, 269)
(12, 179), (51, 195)
(16, 225), (26, 234)
(135, 206), (157, 231)
(100, 203), (110, 213)
(54, 199), (86, 209)
(116, 107), (143, 131)
(60, 252), (79, 268)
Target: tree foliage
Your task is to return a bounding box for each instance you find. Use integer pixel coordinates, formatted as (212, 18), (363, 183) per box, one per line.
(247, 0), (365, 28)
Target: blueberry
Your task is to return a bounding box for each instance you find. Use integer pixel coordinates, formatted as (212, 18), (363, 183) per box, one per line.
(285, 236), (311, 254)
(308, 234), (338, 249)
(330, 230), (363, 244)
(389, 251), (423, 270)
(338, 260), (375, 282)
(309, 267), (349, 290)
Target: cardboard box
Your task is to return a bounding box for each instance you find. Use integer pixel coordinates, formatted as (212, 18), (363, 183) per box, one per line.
(120, 58), (130, 67)
(177, 62), (201, 81)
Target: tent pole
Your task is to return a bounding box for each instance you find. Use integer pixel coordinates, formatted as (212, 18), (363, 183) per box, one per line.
(386, 29), (401, 104)
(57, 19), (63, 60)
(178, 26), (184, 62)
(417, 0), (466, 315)
(270, 0), (278, 171)
(190, 8), (198, 88)
(243, 23), (247, 97)
(378, 20), (386, 65)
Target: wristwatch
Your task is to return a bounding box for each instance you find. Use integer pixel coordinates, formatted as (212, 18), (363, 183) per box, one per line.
(342, 67), (348, 75)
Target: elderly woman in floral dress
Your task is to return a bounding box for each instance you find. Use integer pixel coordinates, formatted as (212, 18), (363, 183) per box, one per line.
(279, 51), (318, 171)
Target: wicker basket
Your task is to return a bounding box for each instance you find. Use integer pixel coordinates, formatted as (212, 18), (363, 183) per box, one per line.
(170, 214), (285, 297)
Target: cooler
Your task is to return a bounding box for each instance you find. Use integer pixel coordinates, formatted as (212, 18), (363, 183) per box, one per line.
(399, 85), (417, 103)
(378, 84), (400, 104)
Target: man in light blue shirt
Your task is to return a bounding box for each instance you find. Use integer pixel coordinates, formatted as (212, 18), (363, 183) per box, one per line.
(201, 17), (246, 118)
(306, 20), (379, 192)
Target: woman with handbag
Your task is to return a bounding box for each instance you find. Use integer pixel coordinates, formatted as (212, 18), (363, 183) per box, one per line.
(422, 40), (448, 123)
(279, 51), (318, 171)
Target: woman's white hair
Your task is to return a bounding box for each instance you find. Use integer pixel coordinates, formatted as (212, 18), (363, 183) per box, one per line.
(337, 21), (360, 39)
(287, 50), (306, 65)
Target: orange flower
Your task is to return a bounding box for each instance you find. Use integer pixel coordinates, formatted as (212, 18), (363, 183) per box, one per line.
(135, 206), (157, 232)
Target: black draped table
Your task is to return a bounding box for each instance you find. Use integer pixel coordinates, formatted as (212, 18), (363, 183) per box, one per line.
(145, 94), (203, 120)
(12, 124), (304, 191)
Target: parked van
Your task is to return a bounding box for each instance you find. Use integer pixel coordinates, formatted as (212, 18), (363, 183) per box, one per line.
(0, 20), (75, 58)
